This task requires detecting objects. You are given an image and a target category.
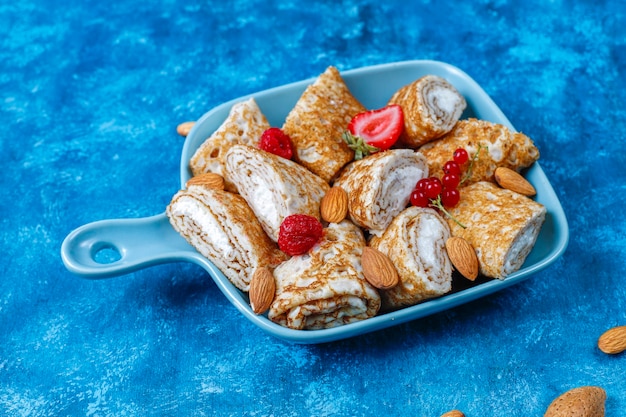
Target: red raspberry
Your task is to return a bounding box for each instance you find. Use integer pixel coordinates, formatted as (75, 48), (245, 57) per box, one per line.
(278, 214), (323, 256)
(259, 127), (294, 160)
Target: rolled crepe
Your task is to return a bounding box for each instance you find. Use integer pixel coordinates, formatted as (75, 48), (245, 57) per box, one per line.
(166, 184), (286, 292)
(369, 207), (453, 310)
(419, 118), (540, 187)
(268, 220), (381, 330)
(189, 98), (270, 191)
(445, 181), (546, 279)
(282, 66), (367, 182)
(333, 149), (429, 236)
(388, 75), (466, 148)
(225, 144), (329, 242)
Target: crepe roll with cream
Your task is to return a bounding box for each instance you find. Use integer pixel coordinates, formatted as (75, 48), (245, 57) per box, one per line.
(388, 75), (466, 148)
(333, 149), (429, 236)
(369, 207), (453, 310)
(225, 144), (329, 242)
(446, 181), (546, 279)
(167, 184), (286, 292)
(282, 66), (367, 182)
(268, 220), (381, 330)
(419, 118), (540, 186)
(189, 98), (270, 191)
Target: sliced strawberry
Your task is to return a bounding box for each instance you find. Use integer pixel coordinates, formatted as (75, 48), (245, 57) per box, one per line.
(343, 104), (404, 159)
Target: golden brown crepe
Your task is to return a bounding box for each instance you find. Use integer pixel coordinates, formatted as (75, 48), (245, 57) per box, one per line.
(224, 144), (329, 242)
(388, 75), (466, 148)
(167, 183), (286, 291)
(268, 220), (381, 330)
(369, 207), (453, 310)
(419, 118), (540, 186)
(189, 98), (270, 191)
(333, 149), (429, 236)
(445, 181), (546, 279)
(282, 66), (366, 182)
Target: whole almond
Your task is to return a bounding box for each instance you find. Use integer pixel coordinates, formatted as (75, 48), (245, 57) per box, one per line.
(186, 173), (225, 191)
(440, 411), (465, 417)
(361, 247), (399, 290)
(249, 267), (276, 314)
(544, 386), (606, 417)
(598, 325), (626, 354)
(176, 121), (195, 137)
(494, 166), (536, 196)
(320, 186), (348, 223)
(445, 237), (479, 281)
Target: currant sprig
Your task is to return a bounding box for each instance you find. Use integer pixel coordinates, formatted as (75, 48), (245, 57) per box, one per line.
(459, 143), (484, 185)
(428, 194), (466, 228)
(408, 145), (483, 229)
(410, 177), (466, 229)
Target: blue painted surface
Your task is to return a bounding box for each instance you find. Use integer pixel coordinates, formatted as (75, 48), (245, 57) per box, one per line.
(1, 0), (625, 415)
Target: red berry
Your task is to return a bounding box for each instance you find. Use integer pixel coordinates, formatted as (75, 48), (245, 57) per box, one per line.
(453, 148), (469, 165)
(410, 190), (429, 207)
(424, 177), (442, 199)
(441, 188), (461, 208)
(442, 160), (461, 176)
(278, 214), (323, 256)
(415, 177), (430, 192)
(259, 127), (294, 160)
(348, 104), (404, 151)
(441, 173), (460, 189)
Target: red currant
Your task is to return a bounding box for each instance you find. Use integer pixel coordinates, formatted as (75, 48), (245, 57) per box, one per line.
(424, 177), (442, 199)
(453, 148), (469, 165)
(441, 188), (461, 208)
(415, 177), (430, 192)
(441, 173), (460, 189)
(442, 161), (461, 176)
(410, 190), (429, 207)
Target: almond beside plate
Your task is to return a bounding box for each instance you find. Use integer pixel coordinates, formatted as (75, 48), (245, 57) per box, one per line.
(61, 60), (569, 344)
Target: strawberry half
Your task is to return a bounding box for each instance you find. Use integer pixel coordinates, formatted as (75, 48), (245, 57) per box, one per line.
(343, 104), (404, 160)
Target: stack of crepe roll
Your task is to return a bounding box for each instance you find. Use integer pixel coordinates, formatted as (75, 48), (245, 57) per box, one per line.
(388, 74), (467, 148)
(167, 65), (546, 330)
(333, 149), (428, 236)
(166, 182), (287, 291)
(269, 221), (381, 330)
(189, 98), (270, 192)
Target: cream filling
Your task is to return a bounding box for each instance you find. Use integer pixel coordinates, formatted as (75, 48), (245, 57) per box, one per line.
(416, 215), (446, 275)
(174, 199), (234, 259)
(425, 84), (464, 127)
(429, 85), (462, 115)
(369, 162), (426, 235)
(381, 164), (427, 212)
(251, 180), (280, 233)
(503, 222), (536, 275)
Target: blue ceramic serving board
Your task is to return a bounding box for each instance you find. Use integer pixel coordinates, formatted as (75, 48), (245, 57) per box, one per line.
(61, 60), (569, 344)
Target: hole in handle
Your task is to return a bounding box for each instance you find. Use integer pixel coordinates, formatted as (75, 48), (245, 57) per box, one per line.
(92, 244), (122, 264)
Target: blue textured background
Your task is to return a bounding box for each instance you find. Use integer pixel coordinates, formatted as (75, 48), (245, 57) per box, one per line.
(1, 0), (625, 415)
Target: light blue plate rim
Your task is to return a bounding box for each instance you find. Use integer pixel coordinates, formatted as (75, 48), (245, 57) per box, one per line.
(62, 60), (569, 344)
